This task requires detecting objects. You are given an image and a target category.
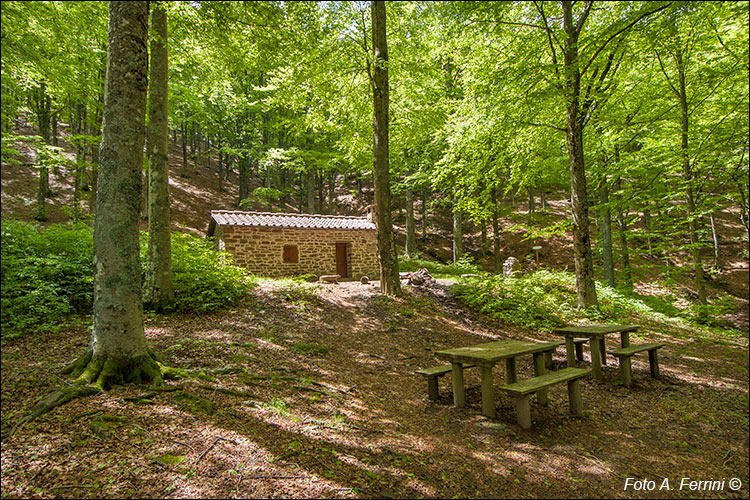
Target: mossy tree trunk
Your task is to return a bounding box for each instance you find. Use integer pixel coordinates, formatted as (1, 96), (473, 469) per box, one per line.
(143, 5), (174, 312)
(371, 0), (400, 296)
(71, 0), (162, 389)
(562, 0), (598, 309)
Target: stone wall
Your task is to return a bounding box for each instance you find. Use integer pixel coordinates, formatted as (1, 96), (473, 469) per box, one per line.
(214, 225), (379, 279)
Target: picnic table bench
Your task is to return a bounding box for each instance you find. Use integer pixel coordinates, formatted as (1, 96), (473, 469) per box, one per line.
(432, 340), (562, 419)
(610, 342), (665, 387)
(499, 367), (591, 429)
(552, 324), (639, 381)
(415, 364), (475, 401)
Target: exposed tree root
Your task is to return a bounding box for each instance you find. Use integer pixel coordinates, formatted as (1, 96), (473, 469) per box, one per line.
(68, 350), (164, 389)
(9, 384), (100, 436)
(12, 349), (178, 437)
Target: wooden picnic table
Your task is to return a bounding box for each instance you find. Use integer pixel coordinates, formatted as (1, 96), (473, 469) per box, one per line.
(434, 339), (563, 419)
(552, 324), (639, 381)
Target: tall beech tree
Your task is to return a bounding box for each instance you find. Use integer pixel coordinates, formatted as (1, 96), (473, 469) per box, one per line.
(371, 0), (400, 295)
(143, 4), (175, 312)
(70, 1), (163, 388)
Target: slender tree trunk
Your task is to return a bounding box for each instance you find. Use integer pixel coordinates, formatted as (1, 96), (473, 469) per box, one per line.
(194, 129), (201, 170)
(328, 171), (336, 212)
(89, 78), (104, 216)
(69, 0), (162, 389)
(371, 0), (400, 295)
(317, 172), (325, 213)
(306, 167), (315, 213)
(614, 177), (633, 292)
(143, 5), (174, 312)
(528, 187), (535, 214)
(73, 103), (87, 223)
(405, 186), (416, 258)
(599, 177), (615, 287)
(36, 163), (48, 221)
(34, 82), (51, 220)
(180, 121), (189, 178)
(492, 187), (501, 272)
(452, 206), (463, 263)
(238, 155), (250, 206)
(421, 188), (428, 240)
(710, 213), (720, 270)
(51, 111), (59, 150)
(643, 208), (653, 256)
(217, 149), (224, 193)
(562, 0), (598, 308)
(677, 50), (707, 307)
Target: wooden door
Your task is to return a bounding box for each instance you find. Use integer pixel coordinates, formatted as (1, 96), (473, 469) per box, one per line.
(335, 243), (348, 278)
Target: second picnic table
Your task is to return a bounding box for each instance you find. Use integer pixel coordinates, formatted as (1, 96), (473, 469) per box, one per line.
(434, 339), (562, 419)
(552, 324), (639, 381)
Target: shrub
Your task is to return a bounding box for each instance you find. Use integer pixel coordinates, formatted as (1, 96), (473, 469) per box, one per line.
(147, 231), (256, 313)
(400, 255), (483, 278)
(452, 269), (743, 337)
(1, 220), (94, 339)
(452, 270), (572, 331)
(1, 220), (256, 340)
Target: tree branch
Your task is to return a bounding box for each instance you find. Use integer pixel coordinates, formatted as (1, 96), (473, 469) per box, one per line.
(582, 2), (672, 76)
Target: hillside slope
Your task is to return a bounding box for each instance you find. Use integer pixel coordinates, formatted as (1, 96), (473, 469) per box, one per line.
(1, 279), (748, 498)
(1, 117), (748, 330)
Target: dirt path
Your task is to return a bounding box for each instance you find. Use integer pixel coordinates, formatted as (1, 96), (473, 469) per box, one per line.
(1, 281), (748, 498)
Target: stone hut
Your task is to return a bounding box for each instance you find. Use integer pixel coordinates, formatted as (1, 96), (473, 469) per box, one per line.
(207, 210), (379, 279)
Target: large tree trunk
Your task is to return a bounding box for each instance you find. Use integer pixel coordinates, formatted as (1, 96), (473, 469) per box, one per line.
(70, 0), (162, 389)
(562, 0), (598, 308)
(371, 0), (400, 295)
(143, 5), (175, 313)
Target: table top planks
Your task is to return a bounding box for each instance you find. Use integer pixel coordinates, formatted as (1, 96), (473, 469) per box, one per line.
(435, 340), (563, 365)
(552, 324), (639, 337)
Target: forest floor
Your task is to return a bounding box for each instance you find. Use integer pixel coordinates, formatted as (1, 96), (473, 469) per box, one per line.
(1, 278), (748, 499)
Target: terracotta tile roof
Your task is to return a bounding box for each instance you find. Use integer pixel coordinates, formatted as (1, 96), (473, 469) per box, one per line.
(210, 210), (376, 231)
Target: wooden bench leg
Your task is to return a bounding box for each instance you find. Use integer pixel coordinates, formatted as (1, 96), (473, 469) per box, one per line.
(516, 395), (532, 430)
(599, 338), (607, 365)
(590, 339), (603, 381)
(619, 356), (632, 388)
(565, 336), (576, 367)
(533, 353), (548, 406)
(648, 349), (660, 379)
(451, 362), (465, 408)
(427, 377), (440, 401)
(505, 357), (517, 384)
(574, 342), (584, 362)
(545, 351), (553, 370)
(567, 378), (583, 416)
(480, 364), (496, 418)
